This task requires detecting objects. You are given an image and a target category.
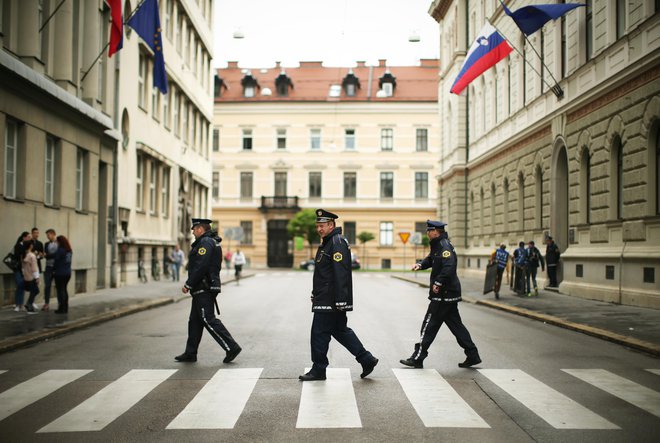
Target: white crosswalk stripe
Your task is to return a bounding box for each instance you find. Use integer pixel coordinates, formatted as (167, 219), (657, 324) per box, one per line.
(646, 369), (660, 377)
(393, 369), (489, 428)
(167, 368), (262, 429)
(0, 370), (92, 422)
(296, 368), (361, 428)
(38, 369), (176, 433)
(563, 369), (660, 418)
(478, 369), (618, 429)
(0, 370), (6, 376)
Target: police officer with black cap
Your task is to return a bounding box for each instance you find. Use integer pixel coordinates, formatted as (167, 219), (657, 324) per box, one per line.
(400, 220), (482, 369)
(175, 218), (242, 364)
(299, 209), (379, 381)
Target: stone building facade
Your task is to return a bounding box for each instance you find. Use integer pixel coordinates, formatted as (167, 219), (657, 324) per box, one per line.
(428, 0), (659, 308)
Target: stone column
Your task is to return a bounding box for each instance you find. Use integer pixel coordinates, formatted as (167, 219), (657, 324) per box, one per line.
(17, 0), (41, 69)
(53, 0), (74, 92)
(81, 2), (100, 104)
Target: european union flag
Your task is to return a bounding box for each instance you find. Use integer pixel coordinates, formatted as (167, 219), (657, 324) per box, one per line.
(127, 0), (167, 94)
(502, 2), (585, 36)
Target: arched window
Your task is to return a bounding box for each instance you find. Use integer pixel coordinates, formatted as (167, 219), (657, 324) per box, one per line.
(480, 187), (485, 235)
(535, 166), (543, 228)
(470, 191), (474, 237)
(656, 124), (660, 214)
(518, 172), (525, 232)
(490, 183), (496, 232)
(503, 178), (509, 227)
(611, 135), (623, 220)
(650, 120), (660, 215)
(579, 147), (591, 223)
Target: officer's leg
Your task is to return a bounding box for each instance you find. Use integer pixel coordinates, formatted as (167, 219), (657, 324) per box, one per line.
(198, 294), (239, 352)
(310, 312), (332, 375)
(331, 312), (372, 363)
(412, 303), (445, 361)
(444, 304), (480, 359)
(184, 296), (204, 355)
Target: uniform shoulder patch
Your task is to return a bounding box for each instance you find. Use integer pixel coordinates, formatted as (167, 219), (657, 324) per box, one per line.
(442, 250), (451, 258)
(198, 247), (207, 255)
(333, 252), (343, 262)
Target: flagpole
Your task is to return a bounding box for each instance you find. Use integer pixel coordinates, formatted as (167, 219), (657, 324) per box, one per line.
(39, 0), (67, 33)
(520, 32), (564, 98)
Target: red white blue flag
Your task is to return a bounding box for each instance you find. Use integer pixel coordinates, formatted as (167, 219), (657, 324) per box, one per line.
(108, 0), (123, 57)
(450, 23), (513, 95)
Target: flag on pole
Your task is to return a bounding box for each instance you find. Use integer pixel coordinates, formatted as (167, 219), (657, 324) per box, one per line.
(108, 0), (123, 57)
(127, 0), (168, 94)
(450, 23), (513, 95)
(502, 2), (585, 36)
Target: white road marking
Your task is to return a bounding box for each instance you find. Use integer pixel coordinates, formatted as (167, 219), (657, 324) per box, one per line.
(167, 368), (263, 429)
(393, 368), (489, 428)
(296, 368), (361, 428)
(38, 369), (176, 433)
(564, 369), (660, 418)
(0, 370), (92, 422)
(0, 370), (6, 375)
(646, 369), (660, 377)
(479, 369), (618, 429)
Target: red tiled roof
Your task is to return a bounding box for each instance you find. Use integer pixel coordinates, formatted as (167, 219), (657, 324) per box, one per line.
(215, 59), (439, 103)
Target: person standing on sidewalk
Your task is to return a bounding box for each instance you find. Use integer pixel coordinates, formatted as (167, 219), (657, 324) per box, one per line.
(545, 236), (561, 288)
(513, 241), (529, 296)
(21, 240), (40, 313)
(232, 249), (246, 284)
(31, 228), (44, 275)
(299, 209), (379, 381)
(526, 241), (545, 296)
(175, 218), (242, 364)
(400, 220), (481, 369)
(53, 235), (73, 314)
(490, 244), (509, 299)
(169, 244), (185, 282)
(11, 231), (31, 312)
(42, 229), (57, 311)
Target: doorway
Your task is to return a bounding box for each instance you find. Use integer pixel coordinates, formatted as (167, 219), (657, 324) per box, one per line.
(267, 219), (293, 267)
(551, 140), (569, 284)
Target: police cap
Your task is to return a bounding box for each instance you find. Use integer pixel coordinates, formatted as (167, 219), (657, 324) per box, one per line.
(315, 209), (339, 223)
(191, 218), (213, 230)
(426, 220), (447, 231)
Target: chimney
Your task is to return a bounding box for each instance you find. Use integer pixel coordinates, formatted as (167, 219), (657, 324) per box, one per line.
(227, 61), (239, 69)
(275, 61), (281, 68)
(356, 61), (366, 67)
(299, 61), (323, 68)
(378, 59), (386, 67)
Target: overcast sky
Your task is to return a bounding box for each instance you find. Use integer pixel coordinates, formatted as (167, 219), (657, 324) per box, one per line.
(212, 0), (440, 68)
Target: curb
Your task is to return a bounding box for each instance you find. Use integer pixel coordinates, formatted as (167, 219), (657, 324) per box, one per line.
(391, 274), (660, 357)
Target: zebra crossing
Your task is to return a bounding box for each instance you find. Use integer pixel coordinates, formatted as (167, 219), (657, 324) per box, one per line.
(0, 367), (657, 433)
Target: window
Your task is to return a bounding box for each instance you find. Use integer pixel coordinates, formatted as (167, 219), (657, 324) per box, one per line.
(416, 128), (428, 152)
(163, 86), (170, 128)
(380, 222), (393, 246)
(615, 0), (626, 40)
(309, 172), (322, 198)
(518, 173), (525, 231)
(535, 167), (543, 228)
(576, 264), (583, 278)
(45, 136), (56, 206)
(344, 222), (356, 244)
(242, 129), (253, 150)
(172, 90), (180, 137)
(240, 172), (253, 199)
(181, 99), (188, 143)
(138, 53), (147, 109)
(381, 128), (393, 151)
(656, 126), (660, 214)
(274, 172), (287, 196)
(580, 148), (591, 223)
(329, 85), (341, 97)
(415, 222), (426, 236)
(380, 172), (394, 199)
(585, 0), (593, 62)
(345, 83), (356, 97)
(277, 128), (286, 149)
(606, 265), (615, 280)
(344, 172), (357, 199)
(613, 135), (624, 219)
(415, 172), (428, 199)
(345, 129), (355, 150)
(310, 129), (321, 150)
(503, 178), (509, 226)
(149, 161), (158, 214)
(212, 171), (220, 200)
(4, 119), (18, 199)
(136, 154), (144, 210)
(213, 128), (220, 151)
(382, 83), (393, 97)
(75, 148), (86, 211)
(560, 2), (567, 78)
(161, 167), (170, 217)
(240, 221), (253, 244)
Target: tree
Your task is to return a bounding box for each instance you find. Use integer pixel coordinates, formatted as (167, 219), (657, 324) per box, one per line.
(287, 209), (319, 258)
(357, 231), (375, 269)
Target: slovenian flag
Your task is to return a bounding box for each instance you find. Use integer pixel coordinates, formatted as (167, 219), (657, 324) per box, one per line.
(108, 0), (123, 57)
(450, 23), (513, 95)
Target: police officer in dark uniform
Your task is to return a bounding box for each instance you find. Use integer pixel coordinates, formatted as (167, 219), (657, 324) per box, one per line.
(175, 218), (242, 364)
(400, 220), (482, 369)
(299, 209), (379, 381)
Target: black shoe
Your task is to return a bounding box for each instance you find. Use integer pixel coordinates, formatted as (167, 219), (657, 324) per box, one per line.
(54, 309), (66, 314)
(360, 357), (379, 379)
(298, 371), (326, 381)
(400, 358), (423, 368)
(223, 346), (242, 363)
(458, 357), (482, 368)
(174, 353), (197, 362)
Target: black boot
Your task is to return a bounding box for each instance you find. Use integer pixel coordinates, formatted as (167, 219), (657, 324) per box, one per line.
(360, 356), (379, 379)
(174, 353), (197, 362)
(458, 356), (482, 368)
(298, 370), (326, 381)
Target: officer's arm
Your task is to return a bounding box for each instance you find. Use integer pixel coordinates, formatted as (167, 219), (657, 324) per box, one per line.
(332, 241), (351, 310)
(184, 238), (213, 289)
(539, 249), (546, 268)
(433, 247), (456, 287)
(418, 253), (433, 270)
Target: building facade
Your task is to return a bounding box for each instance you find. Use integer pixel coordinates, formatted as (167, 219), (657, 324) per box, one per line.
(429, 0), (659, 308)
(213, 60), (441, 269)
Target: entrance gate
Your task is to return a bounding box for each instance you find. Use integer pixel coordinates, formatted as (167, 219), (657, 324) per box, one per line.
(267, 220), (293, 268)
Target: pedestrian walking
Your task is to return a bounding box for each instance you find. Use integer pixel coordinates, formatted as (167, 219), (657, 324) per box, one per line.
(11, 231), (31, 312)
(490, 244), (509, 299)
(513, 241), (529, 295)
(175, 218), (242, 364)
(400, 220), (482, 369)
(31, 227), (44, 274)
(299, 209), (379, 381)
(170, 244), (185, 282)
(233, 249), (246, 284)
(224, 250), (232, 275)
(545, 236), (561, 288)
(42, 229), (57, 311)
(53, 235), (73, 314)
(526, 241), (545, 296)
(21, 240), (40, 313)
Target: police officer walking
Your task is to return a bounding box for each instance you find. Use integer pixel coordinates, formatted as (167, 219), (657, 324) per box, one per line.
(175, 218), (242, 364)
(299, 209), (379, 381)
(400, 221), (482, 369)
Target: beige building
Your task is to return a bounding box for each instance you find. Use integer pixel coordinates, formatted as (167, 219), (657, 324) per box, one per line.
(429, 0), (659, 308)
(0, 0), (214, 305)
(213, 60), (440, 269)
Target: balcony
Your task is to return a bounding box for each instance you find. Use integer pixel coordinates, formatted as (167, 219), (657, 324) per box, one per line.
(259, 196), (300, 212)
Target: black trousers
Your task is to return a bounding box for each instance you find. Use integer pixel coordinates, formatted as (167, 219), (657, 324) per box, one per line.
(55, 275), (70, 312)
(411, 302), (479, 362)
(310, 311), (372, 375)
(185, 292), (239, 356)
(547, 264), (558, 287)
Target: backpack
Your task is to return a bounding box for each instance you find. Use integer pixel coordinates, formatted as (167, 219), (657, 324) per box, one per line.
(3, 252), (20, 272)
(515, 248), (528, 267)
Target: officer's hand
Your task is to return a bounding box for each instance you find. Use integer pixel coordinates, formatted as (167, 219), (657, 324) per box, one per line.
(432, 284), (441, 294)
(412, 263), (421, 271)
(182, 286), (189, 294)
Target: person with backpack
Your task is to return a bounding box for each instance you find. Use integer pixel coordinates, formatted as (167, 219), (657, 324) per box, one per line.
(513, 241), (529, 296)
(53, 235), (73, 314)
(9, 232), (31, 312)
(490, 244), (510, 299)
(526, 241), (545, 296)
(21, 240), (40, 313)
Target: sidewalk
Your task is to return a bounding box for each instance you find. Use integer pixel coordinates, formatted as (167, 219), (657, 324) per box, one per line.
(392, 272), (660, 357)
(0, 272), (253, 354)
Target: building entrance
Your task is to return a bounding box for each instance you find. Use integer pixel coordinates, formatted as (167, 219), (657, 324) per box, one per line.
(267, 220), (293, 268)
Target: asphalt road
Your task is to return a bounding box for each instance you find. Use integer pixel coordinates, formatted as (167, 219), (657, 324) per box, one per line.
(0, 271), (658, 442)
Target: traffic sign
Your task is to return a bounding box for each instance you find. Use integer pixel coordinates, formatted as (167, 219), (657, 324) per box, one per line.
(399, 232), (411, 244)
